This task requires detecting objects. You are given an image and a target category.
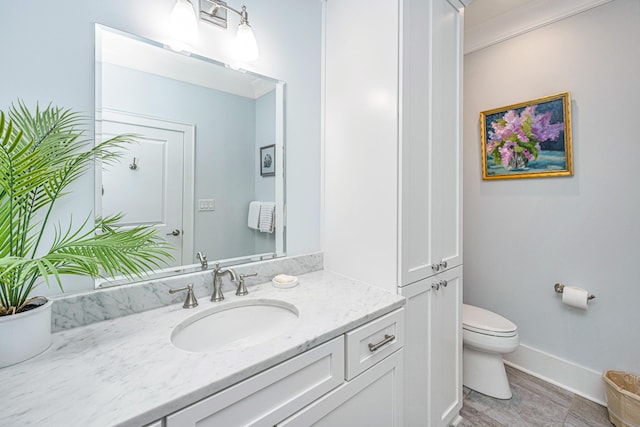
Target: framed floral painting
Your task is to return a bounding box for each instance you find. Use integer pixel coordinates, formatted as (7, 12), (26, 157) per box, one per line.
(480, 92), (573, 180)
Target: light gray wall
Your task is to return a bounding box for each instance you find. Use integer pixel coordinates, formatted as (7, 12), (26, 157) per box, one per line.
(0, 0), (321, 295)
(464, 0), (640, 374)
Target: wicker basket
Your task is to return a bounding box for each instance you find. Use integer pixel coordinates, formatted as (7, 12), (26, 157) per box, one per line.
(604, 370), (640, 427)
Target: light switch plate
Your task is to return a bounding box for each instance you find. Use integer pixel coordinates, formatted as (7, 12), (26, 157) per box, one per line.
(198, 199), (215, 211)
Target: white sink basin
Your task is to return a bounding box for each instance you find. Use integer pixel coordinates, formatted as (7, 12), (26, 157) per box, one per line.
(171, 299), (299, 353)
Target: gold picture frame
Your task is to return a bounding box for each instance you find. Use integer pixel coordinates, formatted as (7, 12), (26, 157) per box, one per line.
(480, 92), (573, 180)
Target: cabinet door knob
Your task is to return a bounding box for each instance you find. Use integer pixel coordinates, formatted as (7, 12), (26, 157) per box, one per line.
(441, 280), (448, 288)
(439, 260), (448, 269)
(431, 282), (440, 291)
(166, 229), (181, 236)
(432, 264), (440, 273)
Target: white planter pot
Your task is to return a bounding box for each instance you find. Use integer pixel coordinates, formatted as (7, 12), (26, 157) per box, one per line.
(0, 298), (52, 368)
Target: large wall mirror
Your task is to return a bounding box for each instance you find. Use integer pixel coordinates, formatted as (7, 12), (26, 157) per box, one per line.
(94, 24), (286, 288)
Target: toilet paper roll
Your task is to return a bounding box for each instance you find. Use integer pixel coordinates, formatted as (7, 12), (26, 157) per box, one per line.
(562, 286), (590, 309)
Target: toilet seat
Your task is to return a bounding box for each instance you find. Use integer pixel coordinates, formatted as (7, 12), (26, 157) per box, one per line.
(463, 324), (517, 338)
(463, 304), (517, 337)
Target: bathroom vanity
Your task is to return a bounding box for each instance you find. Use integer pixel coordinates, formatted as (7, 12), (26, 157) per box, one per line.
(165, 308), (404, 426)
(0, 270), (404, 426)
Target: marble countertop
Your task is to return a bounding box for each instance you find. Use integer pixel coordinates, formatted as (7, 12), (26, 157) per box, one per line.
(1, 270), (404, 426)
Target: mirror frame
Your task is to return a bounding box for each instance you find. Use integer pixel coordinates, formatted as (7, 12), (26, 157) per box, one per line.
(93, 24), (286, 289)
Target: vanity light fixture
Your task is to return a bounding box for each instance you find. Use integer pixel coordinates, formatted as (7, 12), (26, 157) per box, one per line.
(199, 0), (259, 62)
(169, 0), (199, 50)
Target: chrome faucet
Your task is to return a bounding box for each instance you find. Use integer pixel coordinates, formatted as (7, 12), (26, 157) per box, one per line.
(196, 251), (208, 270)
(211, 263), (238, 302)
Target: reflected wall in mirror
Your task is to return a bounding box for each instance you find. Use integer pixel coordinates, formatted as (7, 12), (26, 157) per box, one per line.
(95, 24), (285, 288)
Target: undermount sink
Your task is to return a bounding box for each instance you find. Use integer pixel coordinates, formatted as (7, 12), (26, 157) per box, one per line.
(171, 299), (299, 353)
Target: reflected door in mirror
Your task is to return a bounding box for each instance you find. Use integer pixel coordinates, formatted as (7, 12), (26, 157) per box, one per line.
(100, 116), (189, 267)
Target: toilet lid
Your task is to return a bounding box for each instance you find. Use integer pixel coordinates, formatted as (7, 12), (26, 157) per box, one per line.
(462, 304), (517, 335)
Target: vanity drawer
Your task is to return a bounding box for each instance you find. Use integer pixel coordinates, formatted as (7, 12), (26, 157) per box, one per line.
(166, 336), (344, 427)
(345, 308), (404, 380)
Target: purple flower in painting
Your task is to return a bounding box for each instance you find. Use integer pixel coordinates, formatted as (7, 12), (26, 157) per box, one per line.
(490, 109), (519, 141)
(531, 111), (563, 141)
(515, 129), (529, 143)
(498, 141), (515, 167)
(503, 111), (522, 133)
(486, 140), (498, 154)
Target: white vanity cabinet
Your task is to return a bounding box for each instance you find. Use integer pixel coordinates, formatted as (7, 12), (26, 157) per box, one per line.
(401, 0), (464, 286)
(277, 349), (404, 426)
(165, 337), (345, 427)
(401, 266), (463, 427)
(400, 2), (465, 425)
(164, 309), (405, 427)
(324, 0), (465, 426)
(278, 309), (405, 426)
(323, 0), (464, 290)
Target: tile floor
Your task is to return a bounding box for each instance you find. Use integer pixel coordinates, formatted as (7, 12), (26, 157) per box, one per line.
(459, 366), (613, 427)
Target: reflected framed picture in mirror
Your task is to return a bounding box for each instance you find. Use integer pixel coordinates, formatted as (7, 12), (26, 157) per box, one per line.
(260, 144), (276, 177)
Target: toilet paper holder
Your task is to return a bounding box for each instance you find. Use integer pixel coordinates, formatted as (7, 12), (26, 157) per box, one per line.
(554, 283), (596, 300)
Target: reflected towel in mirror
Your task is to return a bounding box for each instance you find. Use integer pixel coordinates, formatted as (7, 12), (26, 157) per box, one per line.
(248, 201), (261, 230)
(259, 202), (275, 233)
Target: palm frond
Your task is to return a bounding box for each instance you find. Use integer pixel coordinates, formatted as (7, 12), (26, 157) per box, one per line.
(0, 101), (173, 314)
(49, 215), (174, 279)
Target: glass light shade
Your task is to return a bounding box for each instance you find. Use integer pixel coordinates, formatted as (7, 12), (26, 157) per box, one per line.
(169, 0), (198, 47)
(233, 23), (259, 62)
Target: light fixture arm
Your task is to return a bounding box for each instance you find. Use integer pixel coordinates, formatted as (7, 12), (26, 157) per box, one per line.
(239, 6), (249, 25)
(210, 1), (250, 25)
(198, 0), (259, 61)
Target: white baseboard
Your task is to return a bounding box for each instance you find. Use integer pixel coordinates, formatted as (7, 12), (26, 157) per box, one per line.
(503, 344), (605, 405)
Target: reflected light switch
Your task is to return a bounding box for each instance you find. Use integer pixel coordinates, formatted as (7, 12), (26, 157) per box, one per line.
(198, 199), (215, 211)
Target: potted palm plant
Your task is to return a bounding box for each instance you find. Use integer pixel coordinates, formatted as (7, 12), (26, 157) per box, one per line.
(0, 101), (172, 367)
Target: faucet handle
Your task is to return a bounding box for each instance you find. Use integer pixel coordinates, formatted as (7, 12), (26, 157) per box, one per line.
(236, 272), (257, 296)
(169, 283), (198, 309)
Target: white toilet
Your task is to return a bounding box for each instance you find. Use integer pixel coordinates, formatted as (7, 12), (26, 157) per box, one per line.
(462, 304), (519, 399)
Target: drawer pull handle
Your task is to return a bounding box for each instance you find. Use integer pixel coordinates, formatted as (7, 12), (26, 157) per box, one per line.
(368, 334), (395, 352)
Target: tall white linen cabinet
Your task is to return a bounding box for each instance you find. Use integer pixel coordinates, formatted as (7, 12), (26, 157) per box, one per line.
(323, 0), (467, 425)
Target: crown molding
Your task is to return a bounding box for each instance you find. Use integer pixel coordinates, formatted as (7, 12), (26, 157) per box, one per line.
(464, 0), (614, 54)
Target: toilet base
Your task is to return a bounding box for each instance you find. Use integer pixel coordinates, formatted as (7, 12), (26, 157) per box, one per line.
(463, 345), (513, 399)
